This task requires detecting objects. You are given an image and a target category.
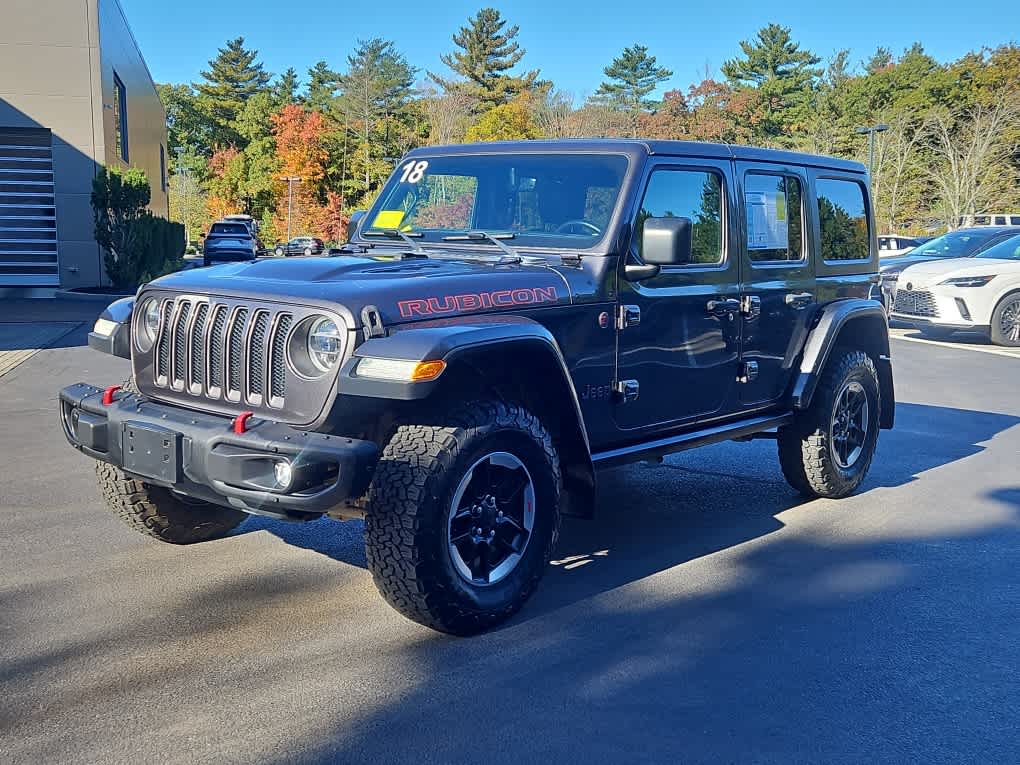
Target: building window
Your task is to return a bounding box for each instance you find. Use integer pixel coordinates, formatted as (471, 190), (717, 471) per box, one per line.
(113, 72), (128, 162)
(160, 144), (167, 191)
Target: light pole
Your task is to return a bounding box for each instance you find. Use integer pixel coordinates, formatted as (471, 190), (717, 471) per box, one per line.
(175, 146), (188, 245)
(280, 176), (301, 242)
(856, 124), (889, 182)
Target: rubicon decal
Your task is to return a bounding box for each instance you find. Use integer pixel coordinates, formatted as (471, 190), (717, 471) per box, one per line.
(398, 286), (559, 318)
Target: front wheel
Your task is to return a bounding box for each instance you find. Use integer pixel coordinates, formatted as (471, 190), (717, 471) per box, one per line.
(990, 292), (1020, 347)
(303, 247), (312, 256)
(275, 246), (285, 256)
(364, 401), (561, 635)
(778, 350), (881, 498)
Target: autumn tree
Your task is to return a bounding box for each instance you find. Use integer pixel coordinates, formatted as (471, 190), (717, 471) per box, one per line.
(595, 44), (673, 136)
(466, 96), (539, 141)
(430, 8), (540, 108)
(195, 37), (272, 148)
(271, 105), (329, 238)
(722, 24), (822, 145)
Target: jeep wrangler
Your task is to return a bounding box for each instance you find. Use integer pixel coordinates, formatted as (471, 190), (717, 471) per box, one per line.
(60, 140), (894, 635)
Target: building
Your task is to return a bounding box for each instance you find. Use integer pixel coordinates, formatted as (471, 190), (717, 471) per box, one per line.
(0, 0), (168, 290)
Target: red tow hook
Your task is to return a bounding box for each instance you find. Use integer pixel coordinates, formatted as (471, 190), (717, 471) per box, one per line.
(101, 385), (122, 405)
(232, 411), (255, 434)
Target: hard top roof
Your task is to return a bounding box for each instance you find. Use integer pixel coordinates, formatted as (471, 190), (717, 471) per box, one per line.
(406, 138), (866, 174)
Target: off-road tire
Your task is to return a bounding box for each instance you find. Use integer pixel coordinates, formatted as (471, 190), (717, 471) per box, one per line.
(990, 292), (1020, 347)
(364, 401), (561, 635)
(93, 377), (246, 543)
(777, 350), (881, 499)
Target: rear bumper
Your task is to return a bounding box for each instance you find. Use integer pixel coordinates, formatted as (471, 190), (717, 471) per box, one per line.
(59, 382), (378, 518)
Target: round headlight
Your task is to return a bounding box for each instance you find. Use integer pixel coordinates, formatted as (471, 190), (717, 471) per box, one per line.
(307, 317), (342, 372)
(136, 297), (161, 350)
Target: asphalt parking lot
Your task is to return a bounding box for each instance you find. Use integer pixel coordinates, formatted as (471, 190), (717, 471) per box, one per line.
(2, 305), (1018, 764)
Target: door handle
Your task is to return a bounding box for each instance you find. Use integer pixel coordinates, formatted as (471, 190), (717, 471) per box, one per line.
(784, 292), (814, 310)
(706, 298), (740, 317)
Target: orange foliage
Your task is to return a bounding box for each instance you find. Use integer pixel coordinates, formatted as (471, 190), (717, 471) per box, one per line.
(270, 106), (333, 240)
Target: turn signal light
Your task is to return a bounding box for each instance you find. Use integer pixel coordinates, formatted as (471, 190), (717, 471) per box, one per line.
(410, 360), (447, 381)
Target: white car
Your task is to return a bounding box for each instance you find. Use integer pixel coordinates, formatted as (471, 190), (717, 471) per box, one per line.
(891, 233), (1020, 346)
(878, 235), (924, 258)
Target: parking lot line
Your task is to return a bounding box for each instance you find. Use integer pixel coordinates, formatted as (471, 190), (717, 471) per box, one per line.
(890, 330), (1020, 359)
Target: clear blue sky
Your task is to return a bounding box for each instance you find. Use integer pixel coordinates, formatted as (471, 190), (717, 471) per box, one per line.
(121, 0), (1015, 98)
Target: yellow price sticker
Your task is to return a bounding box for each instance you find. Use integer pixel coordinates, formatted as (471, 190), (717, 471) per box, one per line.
(372, 210), (405, 228)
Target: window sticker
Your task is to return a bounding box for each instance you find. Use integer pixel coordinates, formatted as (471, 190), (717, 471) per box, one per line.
(372, 210), (406, 228)
(746, 190), (789, 251)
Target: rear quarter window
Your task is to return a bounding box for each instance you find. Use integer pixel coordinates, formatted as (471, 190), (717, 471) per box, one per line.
(816, 179), (870, 262)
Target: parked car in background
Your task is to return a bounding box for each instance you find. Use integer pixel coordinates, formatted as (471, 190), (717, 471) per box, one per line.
(220, 214), (259, 236)
(875, 227), (1020, 312)
(892, 233), (1020, 345)
(878, 235), (923, 258)
(955, 213), (1020, 228)
(274, 236), (325, 256)
(202, 222), (259, 266)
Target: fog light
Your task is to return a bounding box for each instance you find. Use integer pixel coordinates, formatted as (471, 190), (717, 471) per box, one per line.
(274, 460), (293, 490)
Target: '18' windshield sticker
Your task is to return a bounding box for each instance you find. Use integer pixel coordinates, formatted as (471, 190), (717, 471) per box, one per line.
(398, 160), (429, 183)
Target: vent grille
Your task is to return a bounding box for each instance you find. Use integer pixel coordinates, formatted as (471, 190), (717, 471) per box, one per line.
(894, 288), (939, 318)
(0, 128), (57, 286)
(151, 298), (296, 409)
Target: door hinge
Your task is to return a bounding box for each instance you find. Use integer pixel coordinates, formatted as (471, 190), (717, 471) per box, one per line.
(613, 379), (640, 402)
(616, 304), (641, 330)
(737, 361), (759, 384)
(740, 295), (761, 319)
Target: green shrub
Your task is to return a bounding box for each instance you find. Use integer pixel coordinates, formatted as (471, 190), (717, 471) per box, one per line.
(92, 166), (186, 289)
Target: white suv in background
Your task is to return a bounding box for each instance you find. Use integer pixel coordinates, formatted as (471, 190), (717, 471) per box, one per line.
(892, 233), (1020, 346)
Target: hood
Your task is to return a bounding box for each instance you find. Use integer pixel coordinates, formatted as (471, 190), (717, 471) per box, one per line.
(898, 258), (1015, 288)
(150, 253), (573, 327)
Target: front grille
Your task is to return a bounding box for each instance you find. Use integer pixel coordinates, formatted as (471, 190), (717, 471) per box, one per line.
(151, 297), (294, 408)
(894, 288), (939, 318)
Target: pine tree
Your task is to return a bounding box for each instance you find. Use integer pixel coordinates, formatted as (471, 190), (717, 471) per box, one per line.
(195, 37), (271, 147)
(274, 67), (301, 106)
(429, 8), (540, 108)
(305, 61), (341, 112)
(595, 44), (672, 135)
(721, 24), (822, 145)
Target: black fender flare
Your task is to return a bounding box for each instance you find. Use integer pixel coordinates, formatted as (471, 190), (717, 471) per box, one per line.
(87, 296), (134, 359)
(790, 298), (895, 429)
(338, 315), (596, 515)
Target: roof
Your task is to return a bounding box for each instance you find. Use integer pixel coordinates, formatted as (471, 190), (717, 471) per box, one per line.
(407, 139), (867, 174)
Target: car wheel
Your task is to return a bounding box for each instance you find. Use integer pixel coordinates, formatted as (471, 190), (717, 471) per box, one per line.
(275, 247), (284, 256)
(303, 247), (312, 256)
(990, 292), (1020, 347)
(778, 350), (881, 499)
(364, 400), (561, 635)
(916, 326), (956, 340)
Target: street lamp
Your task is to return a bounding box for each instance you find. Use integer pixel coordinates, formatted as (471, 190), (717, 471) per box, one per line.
(856, 124), (889, 182)
(175, 146), (188, 245)
(279, 176), (302, 242)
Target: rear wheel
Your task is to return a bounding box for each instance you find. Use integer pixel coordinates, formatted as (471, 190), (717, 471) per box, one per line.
(990, 293), (1020, 347)
(364, 400), (561, 635)
(275, 246), (285, 256)
(778, 350), (881, 498)
(303, 247), (312, 256)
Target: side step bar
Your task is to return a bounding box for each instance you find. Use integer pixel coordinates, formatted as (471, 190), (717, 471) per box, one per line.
(591, 413), (794, 470)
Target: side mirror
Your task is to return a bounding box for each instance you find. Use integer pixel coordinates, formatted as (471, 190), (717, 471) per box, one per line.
(641, 217), (693, 266)
(347, 210), (367, 240)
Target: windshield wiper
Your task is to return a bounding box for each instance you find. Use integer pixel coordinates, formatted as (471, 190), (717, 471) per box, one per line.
(362, 228), (425, 253)
(441, 231), (520, 262)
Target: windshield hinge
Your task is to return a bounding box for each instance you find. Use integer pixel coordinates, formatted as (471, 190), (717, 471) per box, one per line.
(560, 253), (582, 267)
(361, 305), (385, 340)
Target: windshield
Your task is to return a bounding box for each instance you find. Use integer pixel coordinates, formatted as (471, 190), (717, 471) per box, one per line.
(908, 230), (1003, 259)
(362, 153), (629, 249)
(975, 234), (1020, 260)
(209, 223), (250, 236)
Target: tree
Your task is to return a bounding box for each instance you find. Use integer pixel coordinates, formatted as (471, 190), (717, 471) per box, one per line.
(722, 24), (822, 145)
(422, 88), (477, 144)
(274, 67), (301, 106)
(305, 61), (341, 112)
(429, 8), (540, 108)
(466, 97), (539, 141)
(865, 47), (895, 74)
(926, 102), (1019, 228)
(195, 37), (271, 147)
(271, 105), (330, 237)
(338, 38), (417, 192)
(157, 83), (212, 166)
(595, 44), (672, 136)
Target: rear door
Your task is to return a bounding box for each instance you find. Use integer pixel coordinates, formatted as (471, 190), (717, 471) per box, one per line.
(613, 158), (741, 433)
(736, 162), (816, 407)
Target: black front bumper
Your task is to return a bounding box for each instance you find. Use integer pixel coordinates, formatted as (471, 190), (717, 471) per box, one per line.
(59, 383), (378, 518)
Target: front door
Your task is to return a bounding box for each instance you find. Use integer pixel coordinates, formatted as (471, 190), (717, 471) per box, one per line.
(736, 162), (816, 406)
(613, 159), (741, 433)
